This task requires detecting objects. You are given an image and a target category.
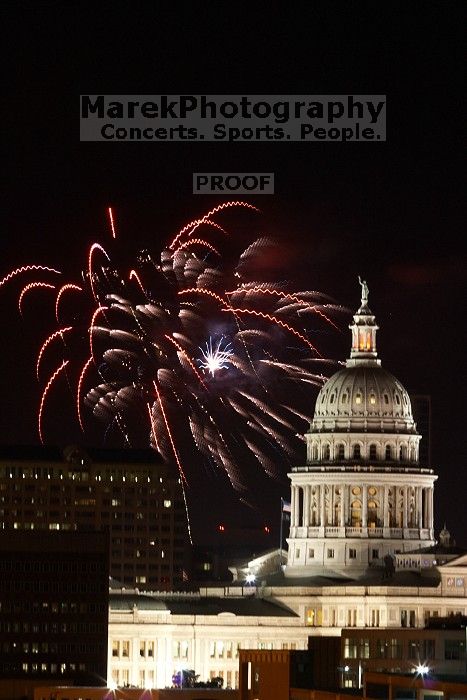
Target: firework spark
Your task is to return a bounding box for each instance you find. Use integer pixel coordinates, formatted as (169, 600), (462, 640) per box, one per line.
(2, 202), (343, 512)
(108, 207), (116, 238)
(18, 282), (55, 315)
(198, 337), (234, 376)
(38, 360), (69, 444)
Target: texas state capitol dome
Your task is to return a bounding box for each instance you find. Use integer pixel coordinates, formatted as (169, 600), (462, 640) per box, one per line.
(285, 279), (436, 578)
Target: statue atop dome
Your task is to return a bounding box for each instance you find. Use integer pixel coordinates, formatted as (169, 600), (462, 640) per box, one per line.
(358, 276), (369, 306)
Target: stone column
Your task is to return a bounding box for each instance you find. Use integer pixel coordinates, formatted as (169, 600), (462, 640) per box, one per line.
(303, 485), (310, 527)
(291, 485), (296, 527)
(340, 485), (345, 527)
(319, 484), (325, 526)
(362, 485), (368, 528)
(403, 486), (408, 529)
(383, 486), (389, 528)
(428, 487), (434, 531)
(417, 487), (423, 529)
(293, 485), (300, 528)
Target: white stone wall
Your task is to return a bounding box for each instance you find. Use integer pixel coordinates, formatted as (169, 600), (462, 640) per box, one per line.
(107, 572), (467, 689)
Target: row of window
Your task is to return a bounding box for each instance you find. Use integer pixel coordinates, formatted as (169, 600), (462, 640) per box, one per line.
(112, 640), (242, 660)
(1, 661), (90, 674)
(0, 580), (106, 593)
(0, 466), (174, 483)
(1, 641), (104, 654)
(343, 637), (465, 661)
(0, 621), (106, 634)
(305, 607), (419, 628)
(2, 510), (173, 521)
(311, 443), (416, 461)
(1, 522), (176, 533)
(0, 600), (105, 614)
(296, 547), (381, 560)
(0, 559), (102, 573)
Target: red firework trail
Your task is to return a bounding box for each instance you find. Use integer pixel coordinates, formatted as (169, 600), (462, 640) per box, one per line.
(36, 327), (73, 380)
(178, 287), (227, 306)
(227, 286), (340, 331)
(38, 360), (69, 444)
(221, 307), (321, 355)
(0, 265), (61, 289)
(89, 306), (108, 362)
(153, 380), (193, 544)
(18, 282), (55, 315)
(164, 334), (207, 388)
(108, 207), (116, 238)
(147, 402), (161, 453)
(129, 269), (146, 295)
(55, 283), (82, 322)
(172, 238), (220, 256)
(169, 201), (259, 249)
(88, 243), (110, 302)
(76, 357), (93, 432)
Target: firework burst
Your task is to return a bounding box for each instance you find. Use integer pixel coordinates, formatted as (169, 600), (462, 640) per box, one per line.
(1, 203), (344, 511)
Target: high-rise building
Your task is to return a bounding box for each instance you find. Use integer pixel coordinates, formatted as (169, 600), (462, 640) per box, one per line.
(0, 445), (190, 590)
(0, 530), (109, 696)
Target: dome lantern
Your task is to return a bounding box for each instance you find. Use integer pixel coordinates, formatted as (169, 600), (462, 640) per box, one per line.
(348, 277), (379, 366)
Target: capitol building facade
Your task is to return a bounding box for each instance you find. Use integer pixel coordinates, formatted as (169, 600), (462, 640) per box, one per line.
(287, 279), (436, 577)
(107, 283), (466, 690)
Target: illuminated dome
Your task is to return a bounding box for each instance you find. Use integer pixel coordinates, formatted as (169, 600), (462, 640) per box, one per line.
(306, 278), (419, 464)
(286, 279), (436, 579)
(312, 365), (417, 434)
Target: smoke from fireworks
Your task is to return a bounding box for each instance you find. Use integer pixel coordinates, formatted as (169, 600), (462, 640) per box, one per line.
(1, 203), (344, 511)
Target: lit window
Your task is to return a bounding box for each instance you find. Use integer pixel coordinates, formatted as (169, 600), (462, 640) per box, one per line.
(370, 394), (376, 404)
(164, 499), (172, 508)
(355, 393), (362, 404)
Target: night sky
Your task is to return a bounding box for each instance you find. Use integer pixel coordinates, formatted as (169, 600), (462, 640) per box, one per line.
(2, 4), (465, 545)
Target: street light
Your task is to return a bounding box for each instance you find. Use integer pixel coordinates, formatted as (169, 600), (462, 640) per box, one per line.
(415, 664), (430, 675)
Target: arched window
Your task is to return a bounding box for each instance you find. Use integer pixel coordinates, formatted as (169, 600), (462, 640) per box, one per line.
(384, 394), (389, 405)
(369, 444), (377, 460)
(395, 394), (401, 405)
(385, 445), (392, 460)
(368, 499), (379, 527)
(323, 444), (330, 460)
(353, 444), (361, 459)
(351, 500), (362, 527)
(337, 444), (345, 460)
(399, 445), (407, 461)
(312, 444), (318, 461)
